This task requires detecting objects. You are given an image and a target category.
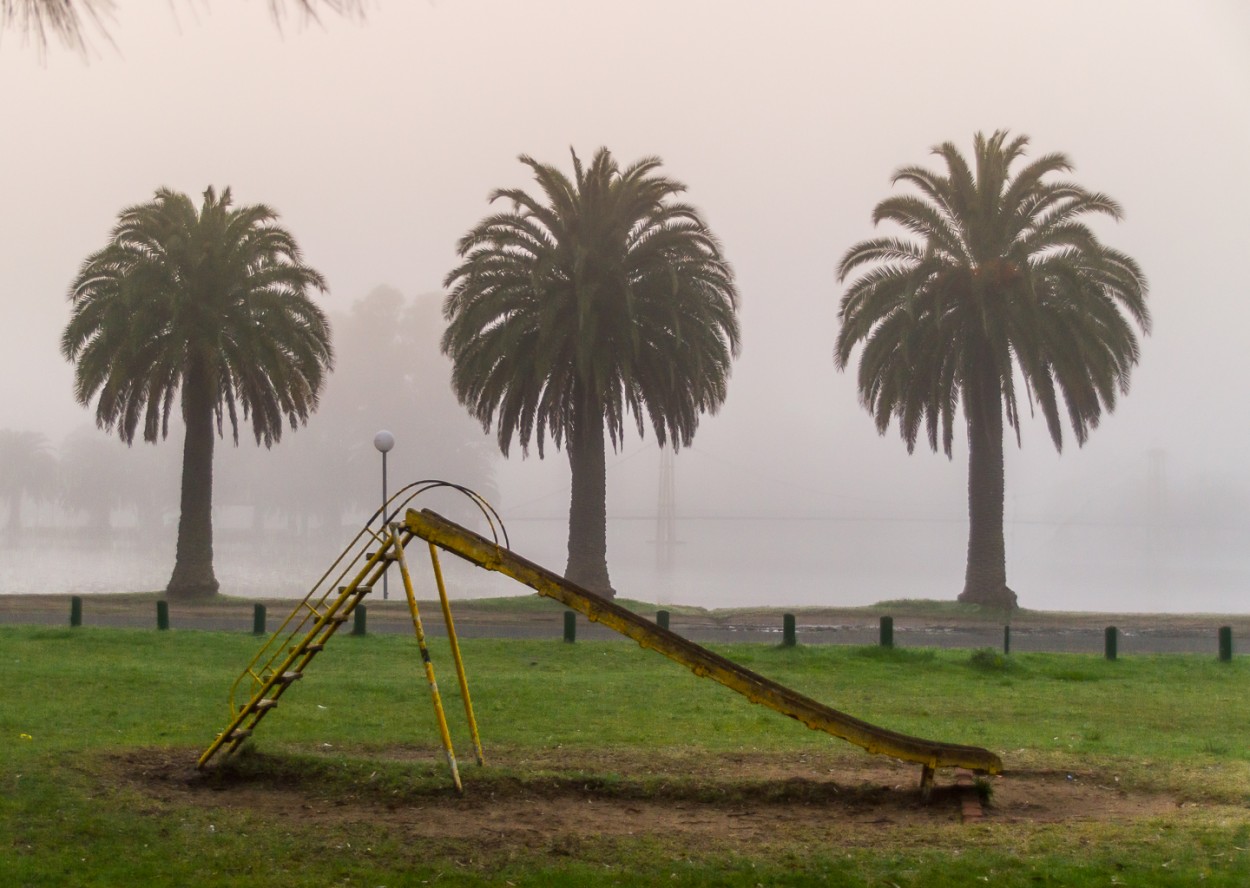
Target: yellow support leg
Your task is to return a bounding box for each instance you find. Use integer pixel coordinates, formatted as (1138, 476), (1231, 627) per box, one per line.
(390, 525), (462, 794)
(920, 763), (936, 802)
(429, 541), (485, 766)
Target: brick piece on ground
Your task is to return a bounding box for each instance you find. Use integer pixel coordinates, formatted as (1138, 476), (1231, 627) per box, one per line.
(956, 769), (985, 822)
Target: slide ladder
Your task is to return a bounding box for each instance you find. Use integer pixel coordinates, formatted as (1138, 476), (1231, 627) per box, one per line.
(403, 507), (1003, 795)
(198, 495), (486, 790)
(197, 531), (401, 770)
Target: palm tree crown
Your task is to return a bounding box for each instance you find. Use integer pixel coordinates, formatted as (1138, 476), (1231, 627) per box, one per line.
(63, 186), (332, 597)
(443, 148), (740, 593)
(835, 130), (1149, 608)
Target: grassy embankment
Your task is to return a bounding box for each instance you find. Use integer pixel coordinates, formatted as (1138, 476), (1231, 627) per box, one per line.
(2, 624), (1248, 886)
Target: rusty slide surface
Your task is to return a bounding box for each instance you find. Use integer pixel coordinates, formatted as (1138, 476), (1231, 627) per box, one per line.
(405, 508), (1002, 775)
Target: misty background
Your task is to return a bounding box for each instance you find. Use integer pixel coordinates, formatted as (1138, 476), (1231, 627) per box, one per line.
(2, 1), (1248, 612)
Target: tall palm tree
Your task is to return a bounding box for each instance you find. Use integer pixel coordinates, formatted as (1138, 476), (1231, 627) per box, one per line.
(835, 131), (1149, 610)
(443, 148), (740, 596)
(0, 430), (58, 538)
(63, 186), (333, 598)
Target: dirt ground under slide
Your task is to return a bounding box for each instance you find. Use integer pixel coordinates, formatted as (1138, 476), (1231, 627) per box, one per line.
(112, 746), (1178, 855)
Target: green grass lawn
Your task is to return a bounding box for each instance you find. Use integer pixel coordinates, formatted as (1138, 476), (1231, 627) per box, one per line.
(2, 625), (1249, 886)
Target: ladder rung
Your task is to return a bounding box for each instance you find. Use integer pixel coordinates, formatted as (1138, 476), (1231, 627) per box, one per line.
(338, 583), (375, 596)
(201, 527), (426, 773)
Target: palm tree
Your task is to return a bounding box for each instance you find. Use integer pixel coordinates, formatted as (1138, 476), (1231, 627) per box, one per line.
(0, 430), (58, 538)
(443, 148), (740, 596)
(59, 426), (128, 533)
(63, 186), (333, 598)
(835, 131), (1149, 610)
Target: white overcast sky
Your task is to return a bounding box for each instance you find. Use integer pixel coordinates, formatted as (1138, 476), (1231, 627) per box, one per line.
(2, 0), (1249, 527)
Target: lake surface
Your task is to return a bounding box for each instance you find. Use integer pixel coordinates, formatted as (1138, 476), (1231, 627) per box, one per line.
(2, 514), (1245, 614)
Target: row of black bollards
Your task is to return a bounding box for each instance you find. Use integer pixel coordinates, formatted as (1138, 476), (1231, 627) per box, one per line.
(1102, 624), (1235, 661)
(561, 609), (804, 647)
(62, 598), (369, 637)
(54, 597), (1242, 661)
(553, 609), (1244, 660)
(561, 610), (895, 650)
(67, 595), (174, 630)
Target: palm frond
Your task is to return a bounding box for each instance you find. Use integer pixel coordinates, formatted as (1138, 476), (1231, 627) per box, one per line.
(3, 0), (365, 55)
(443, 148), (739, 459)
(63, 184), (332, 448)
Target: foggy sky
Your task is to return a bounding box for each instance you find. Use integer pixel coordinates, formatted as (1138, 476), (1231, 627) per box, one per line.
(3, 1), (1249, 607)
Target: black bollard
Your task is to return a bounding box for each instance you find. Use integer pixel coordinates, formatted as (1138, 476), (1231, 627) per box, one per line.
(879, 615), (894, 649)
(252, 603), (267, 636)
(352, 605), (367, 637)
(783, 613), (797, 647)
(563, 611), (576, 643)
(70, 596), (82, 628)
(1104, 626), (1117, 661)
(156, 600), (170, 631)
(656, 609), (670, 631)
(1003, 625), (1011, 655)
(1219, 626), (1233, 662)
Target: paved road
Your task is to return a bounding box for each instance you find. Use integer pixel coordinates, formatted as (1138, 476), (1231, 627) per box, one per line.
(2, 597), (1238, 656)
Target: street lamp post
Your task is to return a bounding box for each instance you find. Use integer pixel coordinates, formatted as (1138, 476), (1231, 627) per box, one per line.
(373, 430), (395, 600)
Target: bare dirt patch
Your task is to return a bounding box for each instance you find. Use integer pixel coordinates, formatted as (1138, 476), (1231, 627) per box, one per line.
(107, 746), (1177, 854)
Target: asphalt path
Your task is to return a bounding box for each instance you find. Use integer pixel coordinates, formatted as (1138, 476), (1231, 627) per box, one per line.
(2, 595), (1242, 656)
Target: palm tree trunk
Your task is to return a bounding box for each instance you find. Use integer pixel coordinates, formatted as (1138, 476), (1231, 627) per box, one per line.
(167, 365), (219, 599)
(958, 370), (1017, 610)
(565, 395), (614, 597)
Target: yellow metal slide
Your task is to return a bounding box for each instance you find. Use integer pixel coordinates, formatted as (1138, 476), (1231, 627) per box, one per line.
(404, 508), (1003, 793)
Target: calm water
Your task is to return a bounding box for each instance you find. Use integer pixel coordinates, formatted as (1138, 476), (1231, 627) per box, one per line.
(2, 515), (1246, 613)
